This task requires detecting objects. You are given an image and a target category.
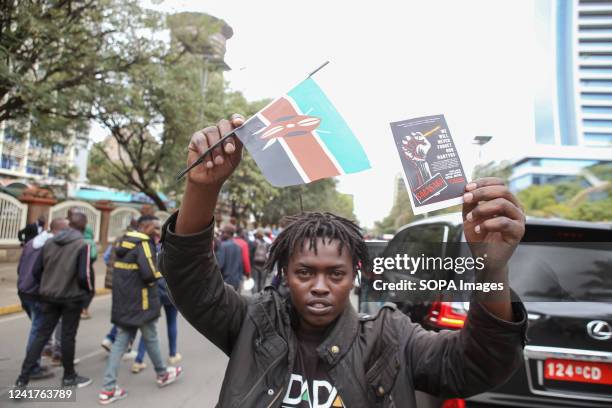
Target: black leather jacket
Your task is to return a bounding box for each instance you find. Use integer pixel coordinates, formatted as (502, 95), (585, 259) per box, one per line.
(159, 213), (528, 408)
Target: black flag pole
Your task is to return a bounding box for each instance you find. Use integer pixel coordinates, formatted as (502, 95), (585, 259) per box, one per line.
(175, 61), (331, 182)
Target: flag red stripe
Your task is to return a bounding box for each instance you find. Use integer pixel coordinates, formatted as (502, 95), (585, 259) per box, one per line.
(260, 98), (340, 181)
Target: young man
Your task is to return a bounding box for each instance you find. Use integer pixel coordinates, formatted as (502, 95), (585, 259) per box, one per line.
(252, 228), (270, 292)
(99, 215), (182, 405)
(17, 217), (69, 381)
(18, 215), (46, 246)
(16, 213), (93, 389)
(159, 115), (528, 407)
(215, 224), (245, 291)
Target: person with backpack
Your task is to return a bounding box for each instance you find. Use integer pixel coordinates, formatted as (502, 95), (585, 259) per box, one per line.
(252, 228), (270, 292)
(15, 213), (93, 389)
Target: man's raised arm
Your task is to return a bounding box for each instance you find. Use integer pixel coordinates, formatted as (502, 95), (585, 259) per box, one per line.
(407, 177), (528, 397)
(159, 114), (248, 356)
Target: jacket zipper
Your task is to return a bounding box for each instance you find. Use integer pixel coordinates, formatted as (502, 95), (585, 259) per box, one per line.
(265, 386), (284, 408)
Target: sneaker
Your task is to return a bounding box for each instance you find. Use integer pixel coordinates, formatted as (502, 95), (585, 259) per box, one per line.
(42, 346), (53, 358)
(101, 338), (113, 352)
(30, 365), (54, 380)
(98, 386), (127, 405)
(168, 353), (182, 365)
(122, 350), (137, 361)
(156, 366), (182, 387)
(131, 362), (147, 374)
(62, 374), (93, 388)
(51, 357), (80, 366)
(15, 377), (28, 389)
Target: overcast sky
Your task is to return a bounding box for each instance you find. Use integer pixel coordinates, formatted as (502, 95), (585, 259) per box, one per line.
(131, 0), (537, 227)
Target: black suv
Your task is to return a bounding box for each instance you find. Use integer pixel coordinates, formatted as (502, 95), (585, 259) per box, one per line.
(360, 214), (612, 408)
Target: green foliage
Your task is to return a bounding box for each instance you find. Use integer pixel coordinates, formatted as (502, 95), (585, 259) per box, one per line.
(0, 0), (158, 145)
(87, 8), (253, 210)
(588, 163), (612, 182)
(517, 181), (612, 222)
(373, 181), (414, 235)
(257, 179), (357, 226)
(471, 160), (512, 181)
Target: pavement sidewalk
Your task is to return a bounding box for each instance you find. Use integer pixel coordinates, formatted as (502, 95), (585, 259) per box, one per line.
(0, 257), (109, 315)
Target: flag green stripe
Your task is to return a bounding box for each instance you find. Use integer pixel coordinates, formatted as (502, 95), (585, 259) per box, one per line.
(287, 78), (370, 174)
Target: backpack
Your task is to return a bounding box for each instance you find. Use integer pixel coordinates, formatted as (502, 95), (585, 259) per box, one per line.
(253, 240), (268, 263)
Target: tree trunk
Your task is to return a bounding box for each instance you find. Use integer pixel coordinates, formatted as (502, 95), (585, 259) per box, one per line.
(145, 190), (167, 211)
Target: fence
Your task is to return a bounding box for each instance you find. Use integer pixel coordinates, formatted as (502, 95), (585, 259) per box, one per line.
(49, 200), (101, 242)
(108, 207), (141, 242)
(0, 193), (28, 245)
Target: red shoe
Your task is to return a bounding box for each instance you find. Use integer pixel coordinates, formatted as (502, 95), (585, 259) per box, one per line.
(98, 386), (127, 405)
(156, 366), (182, 387)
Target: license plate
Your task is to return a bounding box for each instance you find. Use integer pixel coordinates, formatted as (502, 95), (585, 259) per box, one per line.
(544, 359), (612, 385)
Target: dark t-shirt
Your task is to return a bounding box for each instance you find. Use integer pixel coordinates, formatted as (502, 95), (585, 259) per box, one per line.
(282, 326), (346, 407)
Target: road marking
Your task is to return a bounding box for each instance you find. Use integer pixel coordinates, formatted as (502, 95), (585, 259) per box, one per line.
(0, 292), (111, 324)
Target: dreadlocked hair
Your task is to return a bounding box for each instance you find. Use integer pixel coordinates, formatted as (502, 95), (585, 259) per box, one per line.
(265, 212), (369, 277)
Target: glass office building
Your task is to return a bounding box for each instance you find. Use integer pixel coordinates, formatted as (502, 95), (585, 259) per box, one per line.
(510, 0), (612, 191)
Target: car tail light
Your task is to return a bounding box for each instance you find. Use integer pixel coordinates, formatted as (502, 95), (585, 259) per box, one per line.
(427, 301), (468, 329)
(441, 398), (465, 408)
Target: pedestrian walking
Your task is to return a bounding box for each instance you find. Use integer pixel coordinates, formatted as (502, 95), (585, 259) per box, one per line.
(18, 215), (45, 246)
(252, 228), (270, 292)
(17, 218), (69, 380)
(215, 224), (244, 291)
(98, 215), (182, 405)
(80, 219), (97, 320)
(233, 227), (252, 279)
(131, 276), (182, 373)
(100, 219), (138, 355)
(159, 115), (528, 406)
(15, 212), (93, 389)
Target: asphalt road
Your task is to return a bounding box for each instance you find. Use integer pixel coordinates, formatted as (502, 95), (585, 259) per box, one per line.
(0, 292), (228, 407)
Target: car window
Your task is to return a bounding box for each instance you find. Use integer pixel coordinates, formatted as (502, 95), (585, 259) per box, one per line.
(509, 242), (612, 302)
(384, 223), (448, 259)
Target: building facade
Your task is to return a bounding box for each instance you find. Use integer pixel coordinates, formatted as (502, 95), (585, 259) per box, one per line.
(0, 122), (89, 184)
(509, 0), (612, 191)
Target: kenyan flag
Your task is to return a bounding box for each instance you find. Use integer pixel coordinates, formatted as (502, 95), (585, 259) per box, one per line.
(234, 78), (371, 187)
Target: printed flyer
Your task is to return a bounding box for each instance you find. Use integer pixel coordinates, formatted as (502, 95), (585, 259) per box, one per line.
(390, 115), (467, 214)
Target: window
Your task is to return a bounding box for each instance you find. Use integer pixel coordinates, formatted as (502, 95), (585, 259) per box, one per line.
(52, 143), (65, 154)
(29, 137), (44, 149)
(26, 161), (43, 175)
(1, 154), (20, 170)
(509, 242), (612, 301)
(3, 127), (21, 144)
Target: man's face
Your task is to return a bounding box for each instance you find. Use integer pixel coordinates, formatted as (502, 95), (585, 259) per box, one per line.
(141, 220), (161, 241)
(286, 238), (354, 331)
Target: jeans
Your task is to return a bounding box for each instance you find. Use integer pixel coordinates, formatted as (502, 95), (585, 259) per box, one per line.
(19, 296), (43, 373)
(135, 304), (178, 363)
(19, 301), (82, 382)
(102, 319), (166, 391)
(252, 262), (267, 293)
(106, 325), (118, 342)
